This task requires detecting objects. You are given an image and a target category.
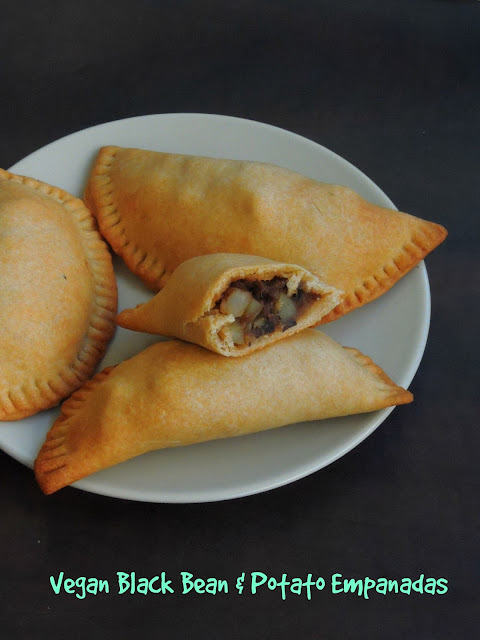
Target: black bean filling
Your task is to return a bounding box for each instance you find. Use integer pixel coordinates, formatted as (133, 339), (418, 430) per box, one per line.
(217, 277), (317, 340)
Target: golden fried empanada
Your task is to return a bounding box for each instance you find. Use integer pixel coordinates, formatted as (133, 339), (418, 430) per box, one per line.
(85, 146), (447, 322)
(35, 330), (412, 494)
(116, 253), (342, 356)
(0, 169), (117, 421)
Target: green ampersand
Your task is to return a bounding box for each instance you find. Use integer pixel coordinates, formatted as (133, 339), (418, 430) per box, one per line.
(236, 573), (245, 594)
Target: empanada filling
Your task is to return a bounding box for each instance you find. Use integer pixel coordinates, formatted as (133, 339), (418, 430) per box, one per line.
(215, 277), (317, 345)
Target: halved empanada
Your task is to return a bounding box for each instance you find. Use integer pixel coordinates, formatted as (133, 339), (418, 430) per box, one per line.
(35, 330), (412, 494)
(116, 253), (342, 356)
(85, 146), (447, 322)
(0, 169), (117, 421)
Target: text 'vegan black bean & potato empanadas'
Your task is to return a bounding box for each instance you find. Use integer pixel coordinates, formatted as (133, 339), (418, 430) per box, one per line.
(0, 169), (117, 421)
(85, 146), (447, 323)
(35, 330), (413, 494)
(116, 253), (343, 356)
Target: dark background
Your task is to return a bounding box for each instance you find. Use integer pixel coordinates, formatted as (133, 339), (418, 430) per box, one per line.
(1, 1), (479, 638)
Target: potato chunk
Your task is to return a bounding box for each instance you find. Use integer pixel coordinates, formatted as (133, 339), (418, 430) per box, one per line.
(229, 321), (245, 345)
(243, 297), (263, 323)
(275, 293), (297, 322)
(220, 287), (253, 317)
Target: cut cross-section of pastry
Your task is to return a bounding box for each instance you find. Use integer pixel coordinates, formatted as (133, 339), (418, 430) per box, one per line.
(0, 169), (117, 421)
(35, 330), (413, 494)
(85, 146), (447, 322)
(116, 253), (343, 356)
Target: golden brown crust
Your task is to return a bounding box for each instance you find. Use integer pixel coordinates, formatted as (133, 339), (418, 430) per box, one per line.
(320, 222), (446, 323)
(85, 146), (447, 320)
(0, 169), (118, 421)
(84, 146), (169, 290)
(35, 330), (412, 494)
(116, 253), (343, 356)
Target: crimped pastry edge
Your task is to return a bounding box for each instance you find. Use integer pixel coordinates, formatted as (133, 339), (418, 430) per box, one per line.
(0, 169), (118, 420)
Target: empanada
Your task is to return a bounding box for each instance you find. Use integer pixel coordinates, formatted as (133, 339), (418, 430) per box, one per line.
(35, 330), (412, 494)
(0, 169), (117, 421)
(116, 253), (342, 356)
(85, 146), (447, 322)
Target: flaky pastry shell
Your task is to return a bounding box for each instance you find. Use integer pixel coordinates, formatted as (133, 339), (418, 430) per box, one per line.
(116, 253), (343, 356)
(85, 146), (447, 322)
(35, 330), (412, 494)
(0, 169), (117, 420)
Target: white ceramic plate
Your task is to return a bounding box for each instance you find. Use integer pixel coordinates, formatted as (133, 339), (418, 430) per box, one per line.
(0, 114), (430, 502)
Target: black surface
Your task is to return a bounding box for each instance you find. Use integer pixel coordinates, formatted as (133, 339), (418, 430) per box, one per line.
(1, 1), (479, 638)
